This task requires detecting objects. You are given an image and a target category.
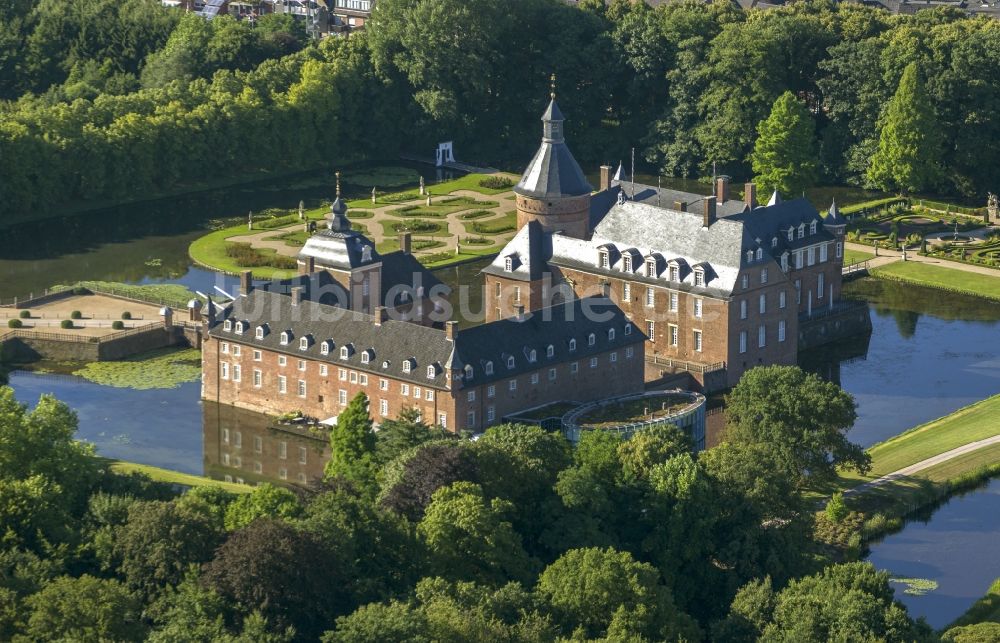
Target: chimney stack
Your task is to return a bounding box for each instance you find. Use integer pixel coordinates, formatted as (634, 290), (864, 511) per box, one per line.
(240, 270), (253, 296)
(674, 200), (687, 212)
(599, 165), (612, 192)
(399, 232), (412, 255)
(744, 182), (757, 209)
(206, 296), (216, 325)
(716, 176), (730, 204)
(290, 286), (304, 306)
(445, 320), (457, 341)
(703, 198), (716, 228)
(304, 256), (315, 274)
(374, 306), (387, 326)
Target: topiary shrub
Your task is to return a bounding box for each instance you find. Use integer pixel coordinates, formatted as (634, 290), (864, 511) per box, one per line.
(19, 309), (30, 318)
(61, 319), (74, 329)
(70, 310), (82, 319)
(121, 311), (132, 320)
(111, 320), (125, 330)
(478, 176), (514, 190)
(8, 319), (22, 328)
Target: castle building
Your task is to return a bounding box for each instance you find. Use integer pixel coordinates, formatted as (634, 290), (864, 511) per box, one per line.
(484, 97), (848, 390)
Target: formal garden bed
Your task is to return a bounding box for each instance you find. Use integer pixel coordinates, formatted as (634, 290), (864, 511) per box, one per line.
(388, 196), (498, 218)
(847, 204), (986, 250)
(380, 219), (451, 237)
(464, 211), (517, 235)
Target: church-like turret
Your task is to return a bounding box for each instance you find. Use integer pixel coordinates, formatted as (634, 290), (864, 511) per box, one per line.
(513, 76), (593, 239)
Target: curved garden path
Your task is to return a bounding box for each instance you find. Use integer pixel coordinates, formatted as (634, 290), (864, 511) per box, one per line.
(845, 434), (1000, 498)
(845, 240), (1000, 277)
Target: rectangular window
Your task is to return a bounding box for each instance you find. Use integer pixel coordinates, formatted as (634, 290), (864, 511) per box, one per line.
(438, 413), (448, 429)
(795, 279), (802, 304)
(253, 436), (262, 454)
(495, 282), (501, 298)
(795, 251), (803, 269)
(570, 362), (579, 374)
(694, 298), (703, 318)
(279, 468), (287, 481)
(509, 379), (517, 391)
(820, 243), (828, 262)
(589, 357), (598, 368)
(514, 286), (521, 302)
(695, 271), (705, 287)
(779, 291), (787, 309)
(818, 273), (825, 298)
(487, 385), (495, 398)
(610, 352), (618, 363)
(761, 268), (768, 284)
(221, 342), (229, 354)
(232, 364), (241, 382)
(646, 320), (655, 340)
(253, 350), (261, 361)
(222, 428), (230, 444)
(741, 274), (749, 289)
(339, 369), (347, 381)
(646, 288), (654, 307)
(360, 374), (368, 386)
(693, 330), (703, 352)
(836, 242), (843, 259)
(379, 399), (388, 416)
(299, 447), (307, 464)
(379, 378), (388, 391)
(669, 324), (678, 347)
(401, 384), (410, 396)
(319, 364), (328, 376)
(278, 441), (287, 459)
(626, 346), (634, 359)
(759, 294), (766, 314)
(278, 375), (287, 394)
(253, 369), (262, 388)
(530, 373), (539, 384)
(278, 355), (286, 366)
(413, 386), (420, 398)
(467, 390), (476, 402)
(739, 330), (747, 354)
(669, 266), (679, 281)
(758, 325), (766, 348)
(426, 390), (434, 401)
(232, 345), (240, 357)
(778, 320), (787, 342)
(487, 406), (496, 422)
(622, 282), (631, 302)
(339, 389), (347, 405)
(740, 300), (747, 320)
(669, 292), (678, 312)
(221, 362), (229, 380)
(297, 380), (306, 397)
(807, 246), (816, 266)
(467, 411), (476, 428)
(350, 371), (358, 384)
(297, 359), (305, 371)
(548, 368), (557, 381)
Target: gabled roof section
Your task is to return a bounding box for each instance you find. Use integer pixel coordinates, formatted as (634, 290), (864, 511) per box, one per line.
(515, 98), (592, 199)
(481, 221), (548, 282)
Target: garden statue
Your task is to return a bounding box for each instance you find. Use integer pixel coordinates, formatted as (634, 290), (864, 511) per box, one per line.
(426, 192), (432, 207)
(372, 187), (376, 204)
(299, 200), (304, 219)
(248, 210), (252, 230)
(988, 192), (998, 223)
(419, 176), (425, 195)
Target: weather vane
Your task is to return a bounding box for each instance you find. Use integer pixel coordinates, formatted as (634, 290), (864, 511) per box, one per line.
(550, 73), (556, 100)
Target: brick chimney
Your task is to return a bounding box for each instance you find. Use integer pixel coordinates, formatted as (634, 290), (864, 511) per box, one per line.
(240, 270), (253, 296)
(674, 200), (687, 212)
(291, 286), (304, 306)
(205, 296), (215, 325)
(703, 198), (716, 228)
(716, 176), (730, 204)
(374, 306), (387, 326)
(599, 165), (612, 192)
(445, 320), (457, 341)
(745, 182), (757, 209)
(304, 256), (315, 273)
(399, 232), (412, 255)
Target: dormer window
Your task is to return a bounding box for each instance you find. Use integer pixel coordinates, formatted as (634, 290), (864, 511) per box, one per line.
(546, 344), (554, 358)
(234, 321), (245, 334)
(569, 338), (577, 351)
(464, 364), (474, 379)
(599, 250), (610, 269)
(798, 223), (805, 239)
(625, 323), (632, 336)
(787, 228), (794, 242)
(646, 259), (656, 277)
(507, 356), (515, 369)
(403, 358), (413, 373)
(505, 257), (513, 272)
(810, 220), (817, 235)
(223, 320), (232, 332)
(320, 340), (332, 355)
(746, 250), (753, 263)
(694, 270), (705, 287)
(299, 337), (309, 350)
(623, 255), (632, 272)
(280, 330), (292, 345)
(608, 328), (616, 341)
(588, 333), (596, 347)
(485, 361), (494, 375)
(772, 237), (778, 248)
(528, 349), (537, 363)
(255, 325), (265, 339)
(426, 364), (436, 379)
(340, 345), (350, 359)
(756, 248), (762, 261)
(361, 349), (373, 364)
(669, 264), (679, 282)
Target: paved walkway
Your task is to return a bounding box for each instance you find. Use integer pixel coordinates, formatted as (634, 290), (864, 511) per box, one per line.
(845, 240), (1000, 277)
(844, 434), (1000, 497)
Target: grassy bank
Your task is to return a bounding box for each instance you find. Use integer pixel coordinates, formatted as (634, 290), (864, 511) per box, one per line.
(946, 578), (1000, 630)
(871, 261), (1000, 301)
(844, 248), (874, 265)
(104, 458), (250, 493)
(188, 222), (299, 279)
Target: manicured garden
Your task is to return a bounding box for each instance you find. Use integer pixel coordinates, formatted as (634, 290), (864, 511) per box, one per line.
(871, 262), (1000, 301)
(847, 204), (984, 250)
(464, 211), (517, 235)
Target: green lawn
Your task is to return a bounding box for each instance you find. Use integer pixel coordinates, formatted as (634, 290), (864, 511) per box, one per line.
(871, 261), (1000, 301)
(348, 172), (517, 208)
(844, 248), (874, 265)
(104, 458), (250, 493)
(189, 223), (296, 279)
(463, 211), (517, 235)
(378, 219), (452, 237)
(839, 394), (1000, 487)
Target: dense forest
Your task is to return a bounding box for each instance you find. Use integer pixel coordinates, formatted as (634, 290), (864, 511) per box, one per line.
(0, 366), (964, 641)
(1, 0), (1000, 226)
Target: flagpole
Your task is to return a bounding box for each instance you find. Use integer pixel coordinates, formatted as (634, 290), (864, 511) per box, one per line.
(630, 147), (635, 199)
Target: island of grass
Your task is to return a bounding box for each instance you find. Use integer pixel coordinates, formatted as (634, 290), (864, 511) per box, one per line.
(576, 394), (694, 430)
(871, 262), (1000, 301)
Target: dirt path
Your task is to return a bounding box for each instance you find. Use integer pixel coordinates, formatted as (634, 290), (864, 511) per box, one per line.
(844, 434), (1000, 497)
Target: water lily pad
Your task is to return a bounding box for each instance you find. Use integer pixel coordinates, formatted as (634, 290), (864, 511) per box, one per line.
(891, 577), (939, 596)
(73, 348), (201, 390)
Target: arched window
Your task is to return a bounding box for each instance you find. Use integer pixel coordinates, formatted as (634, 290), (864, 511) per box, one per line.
(624, 323), (632, 336)
(588, 333), (596, 346)
(485, 361), (494, 375)
(608, 328), (616, 341)
(546, 344), (554, 358)
(464, 364), (474, 379)
(569, 338), (577, 351)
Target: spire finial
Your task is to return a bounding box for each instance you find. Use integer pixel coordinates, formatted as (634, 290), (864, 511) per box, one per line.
(335, 170), (341, 198)
(550, 73), (556, 100)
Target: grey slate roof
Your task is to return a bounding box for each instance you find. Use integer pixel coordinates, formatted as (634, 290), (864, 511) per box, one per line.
(299, 228), (380, 271)
(482, 220), (548, 282)
(452, 297), (645, 388)
(515, 99), (592, 199)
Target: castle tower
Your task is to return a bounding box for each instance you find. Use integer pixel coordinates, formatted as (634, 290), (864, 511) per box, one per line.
(514, 78), (593, 239)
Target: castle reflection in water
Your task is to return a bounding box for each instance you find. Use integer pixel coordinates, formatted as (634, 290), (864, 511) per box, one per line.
(202, 401), (330, 487)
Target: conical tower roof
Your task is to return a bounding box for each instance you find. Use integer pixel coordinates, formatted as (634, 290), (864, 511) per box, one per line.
(825, 198), (847, 225)
(514, 95), (592, 200)
(328, 171), (350, 232)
